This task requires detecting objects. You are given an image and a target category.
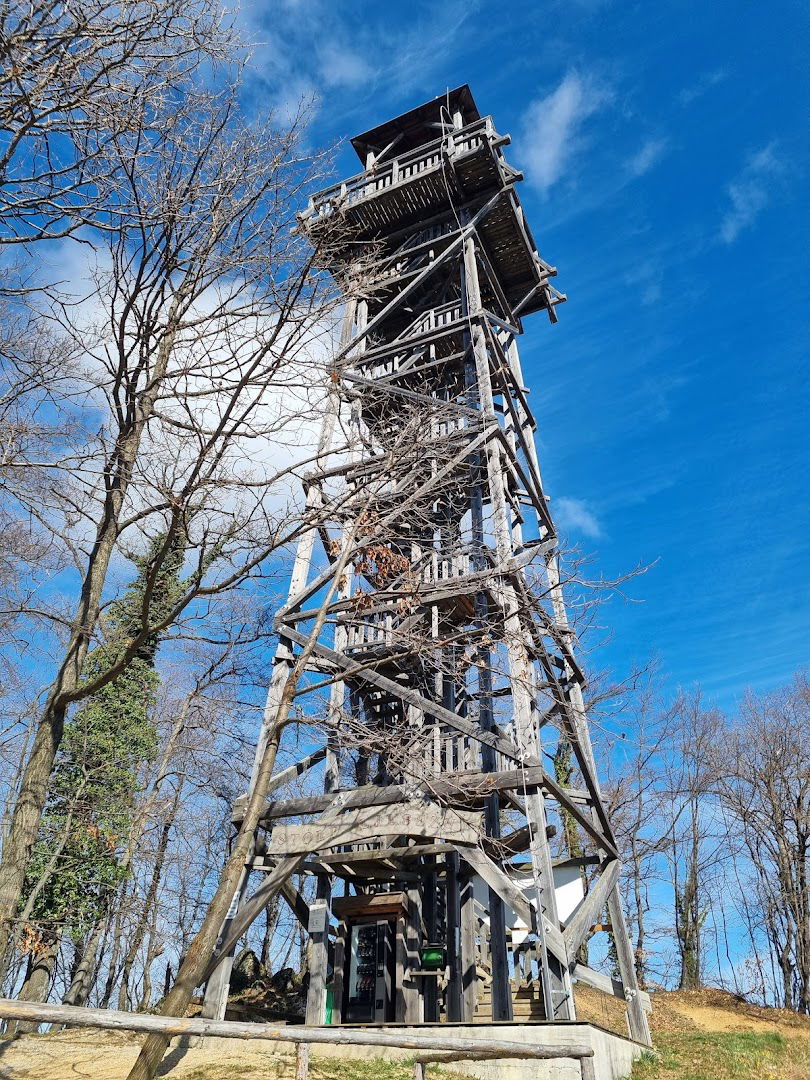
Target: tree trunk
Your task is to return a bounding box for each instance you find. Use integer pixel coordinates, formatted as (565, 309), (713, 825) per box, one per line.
(0, 314), (182, 967)
(630, 838), (647, 990)
(125, 533), (354, 1080)
(13, 932), (60, 1033)
(125, 724), (282, 1079)
(100, 882), (129, 1008)
(118, 793), (179, 1010)
(62, 918), (105, 1008)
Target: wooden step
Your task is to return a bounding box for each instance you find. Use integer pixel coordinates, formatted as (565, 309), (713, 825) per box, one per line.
(474, 981), (544, 1022)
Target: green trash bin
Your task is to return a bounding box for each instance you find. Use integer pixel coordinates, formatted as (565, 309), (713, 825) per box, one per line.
(325, 987), (334, 1025)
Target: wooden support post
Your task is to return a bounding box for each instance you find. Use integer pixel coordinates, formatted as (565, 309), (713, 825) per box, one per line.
(580, 1056), (597, 1080)
(459, 865), (478, 1021)
(422, 859), (439, 1023)
(305, 876), (331, 1025)
(331, 921), (346, 1025)
(607, 886), (652, 1045)
(445, 852), (463, 1022)
(296, 1042), (310, 1080)
(399, 883), (422, 1022)
(395, 910), (409, 1023)
(464, 232), (575, 1022)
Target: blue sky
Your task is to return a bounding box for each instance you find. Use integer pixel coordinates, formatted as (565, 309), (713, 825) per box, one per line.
(241, 0), (809, 712)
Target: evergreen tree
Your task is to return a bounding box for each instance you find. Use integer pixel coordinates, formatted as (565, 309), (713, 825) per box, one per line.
(17, 533), (185, 988)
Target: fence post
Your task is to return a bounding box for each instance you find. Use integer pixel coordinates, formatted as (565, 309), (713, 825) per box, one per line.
(296, 1042), (309, 1080)
(580, 1055), (596, 1080)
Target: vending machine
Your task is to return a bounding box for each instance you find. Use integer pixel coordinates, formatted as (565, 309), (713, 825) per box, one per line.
(343, 919), (394, 1023)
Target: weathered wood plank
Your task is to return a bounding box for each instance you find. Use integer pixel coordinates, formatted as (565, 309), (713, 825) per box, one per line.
(267, 805), (480, 854)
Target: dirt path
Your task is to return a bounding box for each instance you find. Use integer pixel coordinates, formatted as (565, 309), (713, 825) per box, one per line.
(652, 988), (810, 1038)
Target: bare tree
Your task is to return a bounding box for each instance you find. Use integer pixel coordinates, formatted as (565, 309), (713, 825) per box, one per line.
(660, 688), (725, 990)
(0, 65), (350, 968)
(0, 0), (235, 245)
(605, 671), (676, 989)
(715, 673), (810, 1012)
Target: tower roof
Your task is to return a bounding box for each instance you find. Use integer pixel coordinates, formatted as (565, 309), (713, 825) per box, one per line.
(350, 85), (480, 163)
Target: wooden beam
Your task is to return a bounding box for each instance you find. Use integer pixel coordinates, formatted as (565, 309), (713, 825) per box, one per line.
(571, 964), (652, 1015)
(233, 748), (327, 818)
(562, 859), (620, 958)
(333, 892), (407, 919)
(279, 879), (311, 930)
(0, 997), (595, 1059)
(266, 804), (481, 854)
(607, 886), (654, 1041)
(250, 766), (549, 823)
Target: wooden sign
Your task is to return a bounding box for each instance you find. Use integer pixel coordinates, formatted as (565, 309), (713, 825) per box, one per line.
(266, 803), (480, 855)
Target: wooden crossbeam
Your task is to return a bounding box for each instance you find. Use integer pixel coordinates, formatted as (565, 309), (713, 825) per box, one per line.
(265, 804), (480, 855)
(244, 766), (549, 824)
(459, 846), (568, 967)
(561, 858), (620, 958)
(572, 963), (652, 1014)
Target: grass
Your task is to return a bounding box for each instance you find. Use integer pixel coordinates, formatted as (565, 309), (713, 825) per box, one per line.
(179, 1056), (446, 1080)
(627, 1030), (810, 1080)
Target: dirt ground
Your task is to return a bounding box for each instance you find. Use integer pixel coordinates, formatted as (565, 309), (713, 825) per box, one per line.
(0, 1027), (300, 1079)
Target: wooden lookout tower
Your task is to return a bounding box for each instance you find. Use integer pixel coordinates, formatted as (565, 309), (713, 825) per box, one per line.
(203, 86), (652, 1045)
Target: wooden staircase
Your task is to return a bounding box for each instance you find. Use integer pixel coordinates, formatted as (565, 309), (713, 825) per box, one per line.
(474, 980), (545, 1022)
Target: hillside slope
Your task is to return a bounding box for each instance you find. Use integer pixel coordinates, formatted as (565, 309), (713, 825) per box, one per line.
(630, 988), (810, 1080)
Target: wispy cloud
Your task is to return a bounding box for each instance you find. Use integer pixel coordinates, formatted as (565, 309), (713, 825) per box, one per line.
(554, 497), (603, 539)
(520, 71), (613, 196)
(318, 43), (372, 89)
(240, 0), (482, 130)
(624, 258), (664, 306)
(626, 137), (668, 178)
(720, 144), (783, 244)
(678, 67), (728, 107)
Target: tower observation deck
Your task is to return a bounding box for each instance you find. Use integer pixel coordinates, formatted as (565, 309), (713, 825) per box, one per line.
(203, 86), (651, 1044)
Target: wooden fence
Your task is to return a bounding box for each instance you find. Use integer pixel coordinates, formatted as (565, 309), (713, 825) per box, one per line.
(0, 997), (597, 1079)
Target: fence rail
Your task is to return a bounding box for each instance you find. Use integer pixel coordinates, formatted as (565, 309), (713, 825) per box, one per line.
(0, 996), (596, 1078)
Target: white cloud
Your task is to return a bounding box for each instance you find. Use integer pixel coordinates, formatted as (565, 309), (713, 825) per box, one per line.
(317, 43), (372, 89)
(626, 137), (668, 178)
(720, 143), (783, 245)
(678, 68), (728, 107)
(553, 497), (603, 539)
(520, 71), (613, 196)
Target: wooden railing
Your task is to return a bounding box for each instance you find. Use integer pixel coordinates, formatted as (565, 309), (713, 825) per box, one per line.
(301, 117), (498, 221)
(0, 996), (598, 1080)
